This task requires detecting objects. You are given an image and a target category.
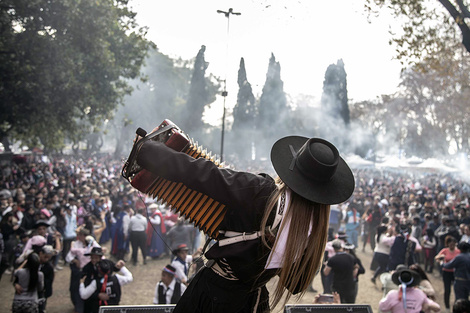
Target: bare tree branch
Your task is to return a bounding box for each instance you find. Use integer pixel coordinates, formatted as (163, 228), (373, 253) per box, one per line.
(438, 0), (470, 53)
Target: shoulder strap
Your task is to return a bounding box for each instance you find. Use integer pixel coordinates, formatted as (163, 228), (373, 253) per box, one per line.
(217, 190), (287, 247)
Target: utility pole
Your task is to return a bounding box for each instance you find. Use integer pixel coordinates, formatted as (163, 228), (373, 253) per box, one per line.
(217, 8), (241, 163)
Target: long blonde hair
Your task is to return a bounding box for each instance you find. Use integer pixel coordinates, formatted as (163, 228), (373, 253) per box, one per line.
(260, 178), (330, 309)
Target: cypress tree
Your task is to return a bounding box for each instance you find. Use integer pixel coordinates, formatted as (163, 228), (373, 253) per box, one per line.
(183, 45), (210, 134)
(256, 53), (288, 158)
(227, 58), (257, 161)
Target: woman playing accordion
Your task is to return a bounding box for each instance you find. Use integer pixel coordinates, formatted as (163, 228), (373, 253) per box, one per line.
(133, 132), (355, 313)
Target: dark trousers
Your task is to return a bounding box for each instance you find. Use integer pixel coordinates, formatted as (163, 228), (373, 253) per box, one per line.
(130, 231), (147, 264)
(454, 279), (470, 301)
(423, 248), (436, 273)
(333, 286), (356, 304)
(62, 238), (73, 262)
(369, 227), (377, 251)
(373, 252), (389, 280)
(442, 270), (454, 309)
(321, 264), (333, 293)
(69, 263), (84, 313)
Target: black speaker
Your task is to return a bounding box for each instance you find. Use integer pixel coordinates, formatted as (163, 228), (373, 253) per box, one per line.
(284, 304), (373, 313)
(98, 305), (175, 313)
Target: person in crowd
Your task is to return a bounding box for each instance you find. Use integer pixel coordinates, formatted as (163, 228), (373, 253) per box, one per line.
(368, 204), (384, 252)
(344, 243), (365, 303)
(81, 247), (105, 285)
(328, 204), (342, 235)
(321, 232), (347, 294)
(170, 243), (202, 285)
(435, 216), (460, 252)
(166, 218), (196, 254)
(442, 241), (470, 302)
(62, 203), (77, 264)
(25, 220), (62, 261)
(323, 239), (359, 303)
(153, 264), (187, 305)
(79, 259), (133, 313)
(65, 227), (100, 313)
(0, 232), (5, 281)
(37, 245), (55, 313)
(133, 133), (355, 312)
(20, 205), (36, 231)
(111, 205), (130, 261)
(345, 205), (361, 249)
(371, 225), (395, 284)
(452, 299), (470, 313)
(12, 253), (44, 313)
(128, 207), (148, 266)
(0, 212), (20, 273)
(388, 223), (421, 271)
(460, 224), (470, 244)
(409, 264), (436, 300)
(421, 228), (437, 273)
(146, 203), (166, 259)
(379, 266), (440, 313)
(435, 235), (461, 311)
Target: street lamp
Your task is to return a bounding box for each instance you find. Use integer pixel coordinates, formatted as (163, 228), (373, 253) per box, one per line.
(217, 8), (240, 163)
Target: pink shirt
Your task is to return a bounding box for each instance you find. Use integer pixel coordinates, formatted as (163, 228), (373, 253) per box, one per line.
(379, 287), (439, 313)
(438, 248), (460, 272)
(65, 240), (100, 269)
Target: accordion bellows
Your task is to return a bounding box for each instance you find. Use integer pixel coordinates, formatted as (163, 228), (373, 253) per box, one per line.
(122, 120), (227, 239)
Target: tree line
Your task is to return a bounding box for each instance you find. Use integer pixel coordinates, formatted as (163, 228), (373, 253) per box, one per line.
(2, 0), (470, 166)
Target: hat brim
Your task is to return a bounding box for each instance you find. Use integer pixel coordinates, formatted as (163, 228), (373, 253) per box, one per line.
(391, 269), (421, 287)
(271, 136), (355, 204)
(84, 252), (104, 256)
(33, 222), (50, 228)
(173, 247), (189, 254)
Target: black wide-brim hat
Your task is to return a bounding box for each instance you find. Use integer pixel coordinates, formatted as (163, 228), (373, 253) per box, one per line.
(33, 220), (50, 229)
(392, 268), (421, 287)
(84, 247), (104, 256)
(271, 136), (355, 205)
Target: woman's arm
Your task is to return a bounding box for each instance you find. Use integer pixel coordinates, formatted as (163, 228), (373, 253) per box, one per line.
(137, 141), (273, 212)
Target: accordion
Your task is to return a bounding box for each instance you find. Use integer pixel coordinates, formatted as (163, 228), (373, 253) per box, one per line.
(121, 120), (227, 239)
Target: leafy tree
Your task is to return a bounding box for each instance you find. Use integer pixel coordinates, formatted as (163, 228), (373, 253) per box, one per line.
(256, 53), (289, 158)
(108, 48), (193, 157)
(0, 0), (152, 152)
(365, 0), (470, 63)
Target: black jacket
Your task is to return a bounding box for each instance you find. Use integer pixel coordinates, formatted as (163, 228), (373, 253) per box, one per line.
(137, 141), (282, 289)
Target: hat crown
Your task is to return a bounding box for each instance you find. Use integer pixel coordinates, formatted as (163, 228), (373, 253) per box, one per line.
(399, 271), (413, 284)
(296, 139), (339, 182)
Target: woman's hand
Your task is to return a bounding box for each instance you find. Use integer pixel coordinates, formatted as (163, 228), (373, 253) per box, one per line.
(14, 283), (23, 294)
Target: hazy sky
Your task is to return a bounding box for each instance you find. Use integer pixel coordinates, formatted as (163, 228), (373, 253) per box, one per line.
(129, 0), (402, 124)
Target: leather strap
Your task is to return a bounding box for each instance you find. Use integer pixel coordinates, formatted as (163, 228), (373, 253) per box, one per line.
(218, 231), (262, 247)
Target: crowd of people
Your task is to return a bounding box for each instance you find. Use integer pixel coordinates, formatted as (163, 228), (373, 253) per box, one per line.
(0, 154), (203, 312)
(0, 152), (470, 312)
(323, 168), (470, 312)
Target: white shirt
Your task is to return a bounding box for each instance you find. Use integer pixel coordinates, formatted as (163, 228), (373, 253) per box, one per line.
(153, 279), (187, 304)
(122, 213), (130, 235)
(171, 256), (193, 283)
(128, 214), (148, 232)
(79, 266), (133, 300)
(374, 235), (396, 255)
(150, 214), (161, 225)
